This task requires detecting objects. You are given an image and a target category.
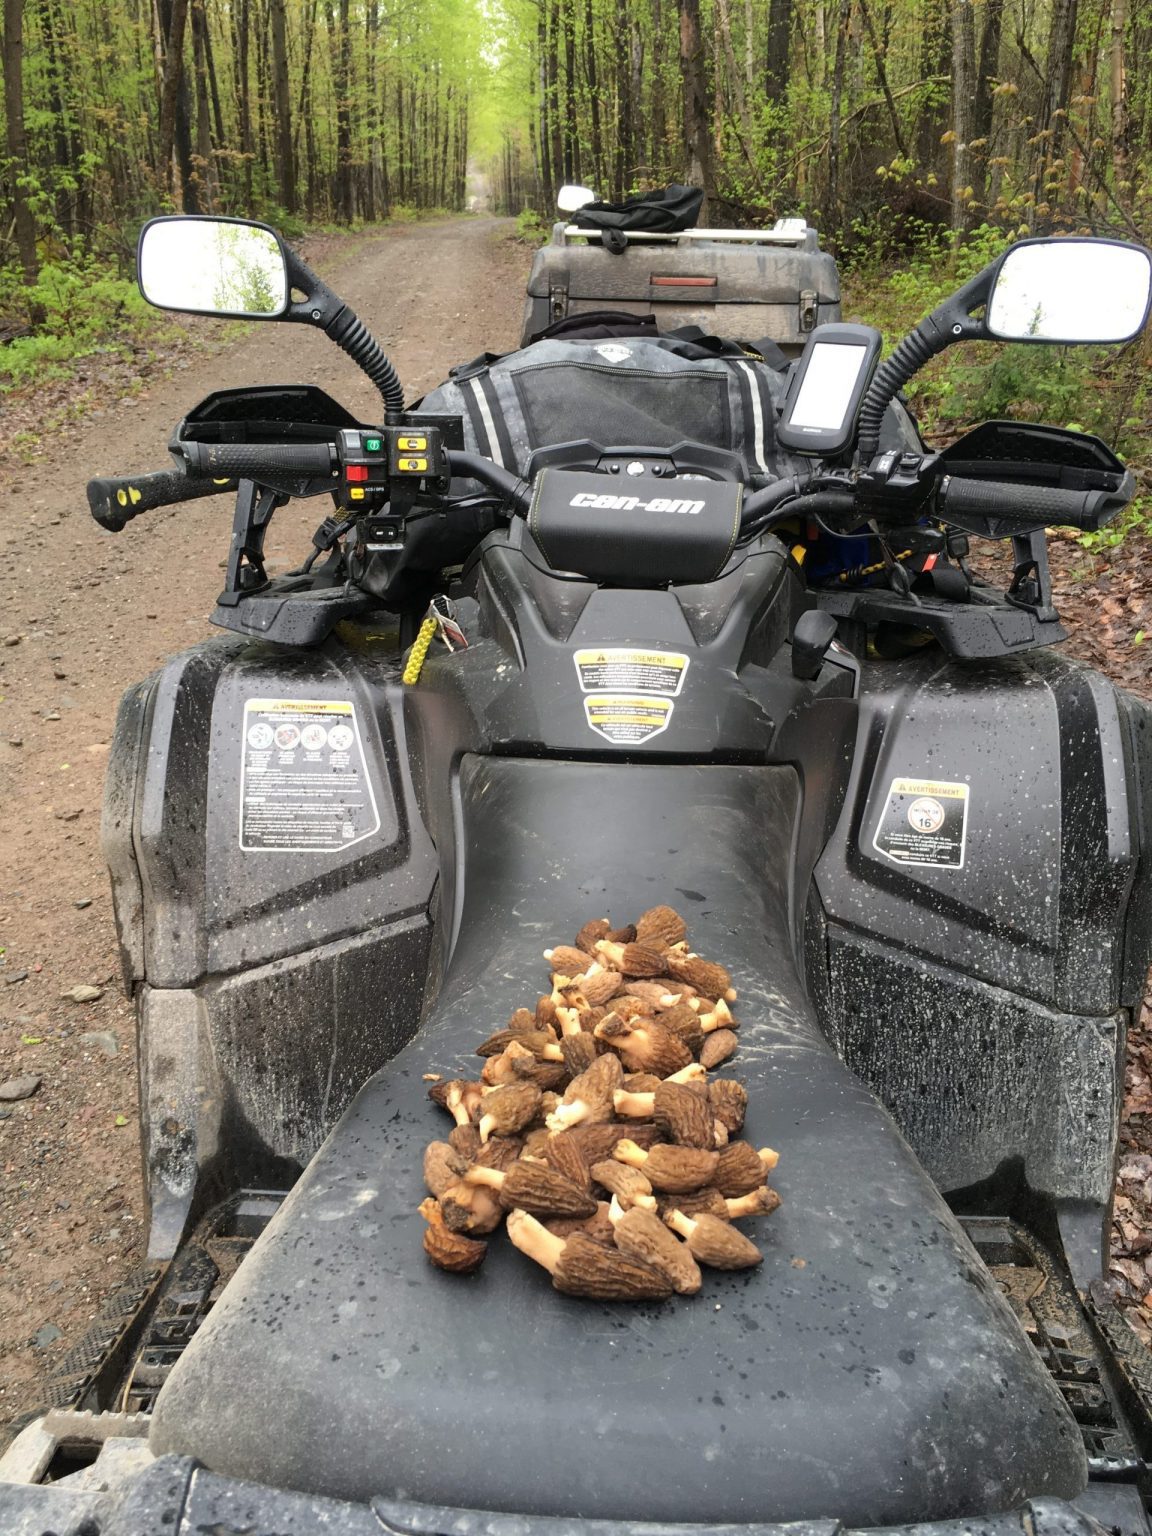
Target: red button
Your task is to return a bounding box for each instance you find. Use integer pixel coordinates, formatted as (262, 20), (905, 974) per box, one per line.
(346, 465), (369, 483)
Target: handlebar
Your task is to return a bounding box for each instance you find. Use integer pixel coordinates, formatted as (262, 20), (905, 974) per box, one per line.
(938, 475), (1119, 532)
(444, 449), (532, 516)
(176, 442), (337, 479)
(87, 467), (238, 531)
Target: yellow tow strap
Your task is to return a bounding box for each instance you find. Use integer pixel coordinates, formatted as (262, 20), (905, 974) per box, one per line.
(402, 617), (438, 685)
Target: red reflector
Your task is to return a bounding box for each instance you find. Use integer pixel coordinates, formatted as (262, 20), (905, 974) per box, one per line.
(346, 465), (369, 482)
(650, 275), (718, 287)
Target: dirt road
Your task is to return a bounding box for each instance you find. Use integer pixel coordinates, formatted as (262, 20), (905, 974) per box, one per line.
(0, 216), (528, 1427)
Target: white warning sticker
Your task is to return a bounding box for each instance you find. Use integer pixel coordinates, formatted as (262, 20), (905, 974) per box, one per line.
(872, 777), (970, 869)
(239, 698), (380, 853)
(573, 648), (689, 696)
(583, 694), (674, 744)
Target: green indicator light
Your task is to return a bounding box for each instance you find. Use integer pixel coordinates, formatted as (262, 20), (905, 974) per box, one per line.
(364, 435), (382, 452)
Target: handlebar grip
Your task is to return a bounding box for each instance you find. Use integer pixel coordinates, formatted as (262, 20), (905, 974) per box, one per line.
(87, 467), (236, 532)
(939, 475), (1115, 531)
(177, 442), (336, 479)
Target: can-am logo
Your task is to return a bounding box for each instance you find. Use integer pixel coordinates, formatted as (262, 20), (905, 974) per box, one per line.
(569, 492), (705, 514)
(594, 344), (633, 362)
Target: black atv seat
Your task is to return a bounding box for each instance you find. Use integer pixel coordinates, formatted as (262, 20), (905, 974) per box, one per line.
(149, 758), (1085, 1524)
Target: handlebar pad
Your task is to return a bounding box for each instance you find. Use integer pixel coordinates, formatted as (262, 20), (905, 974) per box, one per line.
(87, 467), (237, 532)
(939, 475), (1115, 531)
(177, 442), (336, 478)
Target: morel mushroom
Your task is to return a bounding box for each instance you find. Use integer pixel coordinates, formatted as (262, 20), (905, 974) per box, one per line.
(448, 1122), (482, 1160)
(441, 1080), (484, 1127)
(546, 1052), (624, 1131)
(463, 1160), (598, 1219)
(476, 1027), (561, 1061)
(725, 1186), (781, 1219)
(613, 1139), (720, 1193)
(420, 1198), (487, 1274)
(589, 1159), (657, 1211)
(664, 1209), (763, 1269)
(439, 1178), (504, 1236)
(665, 952), (737, 1003)
(611, 1203), (701, 1295)
(594, 1015), (693, 1077)
(699, 1029), (739, 1070)
(708, 1079), (749, 1135)
(424, 1141), (468, 1197)
(544, 1201), (615, 1243)
(577, 965), (625, 1007)
(545, 944), (596, 977)
(477, 1081), (543, 1143)
(506, 1210), (673, 1300)
(714, 1141), (779, 1196)
(659, 1186), (730, 1221)
(575, 917), (611, 954)
(594, 939), (670, 978)
(698, 999), (737, 1033)
(561, 1119), (664, 1163)
(634, 904), (688, 947)
(542, 1131), (592, 1191)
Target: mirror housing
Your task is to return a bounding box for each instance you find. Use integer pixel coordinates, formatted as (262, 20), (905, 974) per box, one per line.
(858, 234), (1152, 461)
(135, 214), (406, 415)
(557, 184), (597, 214)
(138, 216), (290, 318)
(986, 237), (1152, 344)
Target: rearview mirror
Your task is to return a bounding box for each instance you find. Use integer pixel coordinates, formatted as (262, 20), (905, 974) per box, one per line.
(138, 216), (289, 318)
(557, 184), (597, 214)
(986, 238), (1152, 343)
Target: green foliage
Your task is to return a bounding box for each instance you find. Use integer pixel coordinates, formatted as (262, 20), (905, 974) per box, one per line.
(514, 208), (548, 243)
(0, 253), (173, 389)
(1077, 497), (1152, 553)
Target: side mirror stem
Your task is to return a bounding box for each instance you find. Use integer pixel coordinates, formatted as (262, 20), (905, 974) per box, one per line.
(281, 242), (405, 417)
(856, 261), (995, 462)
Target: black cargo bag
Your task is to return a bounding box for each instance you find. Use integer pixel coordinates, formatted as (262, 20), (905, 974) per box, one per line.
(572, 185), (704, 248)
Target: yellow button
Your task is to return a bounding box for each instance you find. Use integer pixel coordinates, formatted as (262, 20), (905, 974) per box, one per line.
(398, 457), (428, 473)
(349, 487), (365, 501)
(398, 436), (427, 451)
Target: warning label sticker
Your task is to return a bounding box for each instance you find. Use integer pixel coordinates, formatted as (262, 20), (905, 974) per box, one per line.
(872, 777), (970, 869)
(573, 648), (689, 697)
(584, 695), (674, 744)
(239, 698), (380, 853)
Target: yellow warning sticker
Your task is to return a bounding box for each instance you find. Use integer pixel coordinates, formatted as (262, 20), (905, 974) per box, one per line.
(583, 694), (674, 744)
(873, 776), (970, 869)
(573, 648), (689, 697)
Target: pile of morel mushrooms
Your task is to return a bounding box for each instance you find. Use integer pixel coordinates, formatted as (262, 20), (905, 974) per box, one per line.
(419, 906), (780, 1301)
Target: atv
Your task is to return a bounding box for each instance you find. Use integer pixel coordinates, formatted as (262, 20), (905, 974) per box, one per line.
(2, 214), (1152, 1536)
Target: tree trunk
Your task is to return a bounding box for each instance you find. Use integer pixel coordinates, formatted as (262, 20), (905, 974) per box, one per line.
(38, 0), (78, 233)
(950, 0), (974, 233)
(916, 0), (951, 175)
(969, 0), (1002, 204)
(826, 0), (851, 236)
(1111, 0), (1128, 185)
(536, 0), (554, 205)
(679, 0), (713, 215)
(1040, 0), (1079, 169)
(765, 0), (792, 107)
(156, 0), (191, 197)
(269, 0), (295, 210)
(190, 0), (216, 209)
(858, 0), (907, 156)
(2, 0), (39, 291)
(583, 0), (603, 187)
(233, 0), (254, 206)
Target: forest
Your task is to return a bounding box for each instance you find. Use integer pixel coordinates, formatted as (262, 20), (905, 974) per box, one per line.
(1, 0), (1151, 457)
